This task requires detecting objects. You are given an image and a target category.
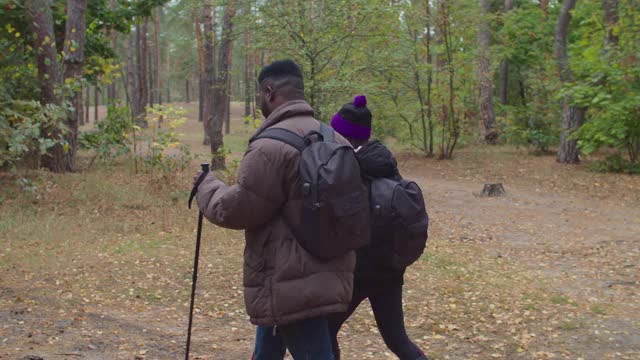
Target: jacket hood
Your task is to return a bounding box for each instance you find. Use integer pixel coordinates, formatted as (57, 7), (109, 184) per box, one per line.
(251, 100), (314, 141)
(356, 141), (399, 179)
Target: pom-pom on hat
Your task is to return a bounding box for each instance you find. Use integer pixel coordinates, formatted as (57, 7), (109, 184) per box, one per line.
(331, 95), (372, 140)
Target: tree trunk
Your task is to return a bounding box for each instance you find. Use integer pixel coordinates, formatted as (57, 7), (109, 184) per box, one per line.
(135, 18), (149, 126)
(165, 33), (171, 104)
(225, 75), (231, 135)
(477, 0), (497, 144)
(426, 1), (434, 156)
(555, 0), (584, 163)
(244, 28), (251, 118)
(127, 32), (137, 117)
(254, 52), (263, 119)
(210, 4), (236, 168)
(85, 86), (90, 124)
(411, 27), (428, 155)
(154, 8), (163, 106)
(194, 5), (206, 123)
(78, 88), (85, 127)
(26, 0), (64, 172)
(540, 0), (549, 18)
(202, 4), (215, 145)
(107, 0), (118, 104)
(148, 49), (154, 107)
(62, 0), (87, 172)
(499, 0), (513, 105)
(603, 0), (619, 52)
(94, 86), (99, 123)
(186, 79), (190, 103)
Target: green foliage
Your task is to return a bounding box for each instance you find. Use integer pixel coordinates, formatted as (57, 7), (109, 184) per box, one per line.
(0, 100), (66, 171)
(589, 154), (640, 174)
(141, 105), (192, 172)
(80, 104), (193, 173)
(79, 104), (133, 164)
(568, 0), (640, 164)
(502, 105), (559, 154)
(0, 20), (39, 101)
(496, 2), (562, 154)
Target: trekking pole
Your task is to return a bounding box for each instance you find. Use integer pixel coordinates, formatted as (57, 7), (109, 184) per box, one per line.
(185, 163), (210, 360)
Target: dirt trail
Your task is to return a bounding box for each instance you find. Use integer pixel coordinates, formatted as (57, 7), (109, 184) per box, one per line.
(2, 102), (640, 359)
(403, 164), (640, 354)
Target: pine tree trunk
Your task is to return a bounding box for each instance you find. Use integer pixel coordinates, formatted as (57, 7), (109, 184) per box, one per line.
(244, 28), (251, 118)
(165, 34), (171, 103)
(202, 4), (215, 145)
(62, 0), (87, 172)
(85, 86), (90, 124)
(499, 0), (513, 105)
(128, 32), (137, 117)
(254, 52), (263, 119)
(26, 0), (64, 172)
(154, 9), (163, 106)
(477, 0), (497, 144)
(148, 51), (154, 107)
(426, 2), (434, 156)
(194, 5), (206, 123)
(94, 86), (99, 123)
(540, 0), (549, 18)
(186, 80), (190, 103)
(107, 0), (118, 104)
(135, 18), (149, 127)
(78, 86), (85, 127)
(210, 4), (236, 168)
(555, 0), (584, 163)
(225, 75), (231, 135)
(603, 0), (619, 48)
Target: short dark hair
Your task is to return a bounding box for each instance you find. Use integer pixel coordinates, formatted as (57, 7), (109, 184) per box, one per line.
(258, 59), (303, 84)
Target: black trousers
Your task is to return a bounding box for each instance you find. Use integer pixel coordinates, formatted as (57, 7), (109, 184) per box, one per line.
(327, 277), (423, 360)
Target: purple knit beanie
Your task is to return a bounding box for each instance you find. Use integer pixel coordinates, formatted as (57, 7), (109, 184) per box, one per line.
(330, 95), (372, 140)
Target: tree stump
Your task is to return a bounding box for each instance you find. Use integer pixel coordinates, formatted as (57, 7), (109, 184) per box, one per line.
(480, 183), (505, 197)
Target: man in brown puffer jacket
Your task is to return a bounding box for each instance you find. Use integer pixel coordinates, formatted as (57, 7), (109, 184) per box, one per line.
(193, 60), (354, 359)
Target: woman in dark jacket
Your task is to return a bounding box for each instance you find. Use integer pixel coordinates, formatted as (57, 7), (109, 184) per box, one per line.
(327, 95), (428, 360)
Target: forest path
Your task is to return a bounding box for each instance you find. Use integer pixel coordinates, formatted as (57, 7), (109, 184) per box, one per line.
(1, 102), (638, 359)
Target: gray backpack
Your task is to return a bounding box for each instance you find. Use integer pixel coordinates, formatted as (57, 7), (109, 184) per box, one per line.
(251, 124), (370, 260)
(369, 177), (429, 269)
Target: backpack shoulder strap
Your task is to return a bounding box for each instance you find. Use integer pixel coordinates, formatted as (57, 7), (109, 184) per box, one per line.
(251, 127), (306, 152)
(319, 123), (336, 143)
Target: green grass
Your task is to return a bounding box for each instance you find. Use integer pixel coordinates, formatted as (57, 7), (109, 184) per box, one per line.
(113, 239), (162, 254)
(590, 303), (607, 315)
(0, 213), (16, 234)
(550, 295), (578, 306)
(558, 321), (580, 331)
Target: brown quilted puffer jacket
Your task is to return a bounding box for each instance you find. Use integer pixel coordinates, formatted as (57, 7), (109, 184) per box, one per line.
(196, 100), (356, 326)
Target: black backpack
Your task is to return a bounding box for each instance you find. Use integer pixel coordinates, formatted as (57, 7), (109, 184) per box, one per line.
(368, 177), (429, 269)
(251, 123), (370, 260)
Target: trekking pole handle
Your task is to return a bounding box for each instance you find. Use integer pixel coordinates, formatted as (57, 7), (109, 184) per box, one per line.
(188, 163), (211, 209)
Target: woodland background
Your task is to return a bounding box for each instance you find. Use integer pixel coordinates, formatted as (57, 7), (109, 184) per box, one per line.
(0, 1), (639, 359)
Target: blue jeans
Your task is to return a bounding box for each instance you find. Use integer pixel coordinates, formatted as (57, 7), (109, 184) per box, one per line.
(253, 317), (335, 360)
